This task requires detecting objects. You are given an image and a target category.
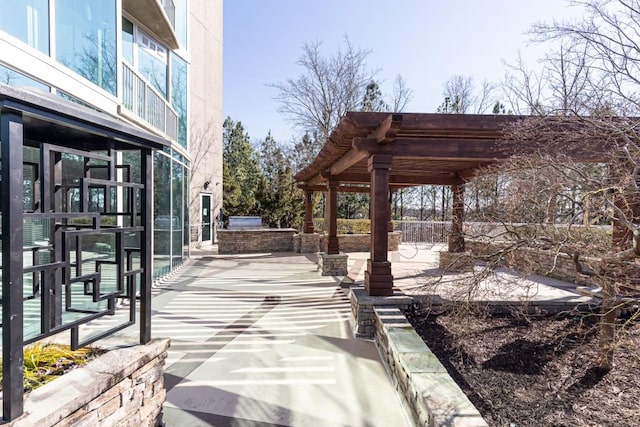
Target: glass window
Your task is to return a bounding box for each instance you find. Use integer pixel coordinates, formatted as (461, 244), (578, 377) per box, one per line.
(122, 17), (134, 65)
(171, 159), (183, 269)
(0, 0), (49, 54)
(0, 64), (49, 91)
(170, 53), (187, 148)
(137, 30), (167, 97)
(55, 0), (117, 95)
(153, 151), (171, 279)
(183, 167), (189, 259)
(174, 0), (187, 50)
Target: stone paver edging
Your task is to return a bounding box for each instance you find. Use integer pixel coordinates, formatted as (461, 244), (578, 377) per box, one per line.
(373, 306), (488, 427)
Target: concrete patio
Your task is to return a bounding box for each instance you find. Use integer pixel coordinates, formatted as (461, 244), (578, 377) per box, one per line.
(150, 248), (410, 426)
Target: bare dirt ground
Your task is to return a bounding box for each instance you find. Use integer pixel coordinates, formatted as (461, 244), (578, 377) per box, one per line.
(406, 303), (640, 427)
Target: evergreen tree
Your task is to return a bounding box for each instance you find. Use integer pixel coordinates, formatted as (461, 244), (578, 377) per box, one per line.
(256, 132), (304, 228)
(361, 81), (389, 112)
(222, 117), (261, 220)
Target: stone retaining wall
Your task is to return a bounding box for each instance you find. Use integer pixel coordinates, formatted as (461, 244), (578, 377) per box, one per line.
(466, 240), (596, 286)
(318, 232), (402, 253)
(349, 286), (412, 338)
(222, 231), (402, 255)
(9, 338), (169, 427)
(373, 307), (487, 427)
(217, 229), (296, 254)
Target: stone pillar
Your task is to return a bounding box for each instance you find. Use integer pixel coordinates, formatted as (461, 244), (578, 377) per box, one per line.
(303, 189), (315, 234)
(327, 179), (339, 254)
(448, 182), (465, 253)
(365, 155), (394, 296)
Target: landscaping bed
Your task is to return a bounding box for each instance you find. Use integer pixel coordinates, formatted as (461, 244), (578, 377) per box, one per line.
(406, 305), (640, 426)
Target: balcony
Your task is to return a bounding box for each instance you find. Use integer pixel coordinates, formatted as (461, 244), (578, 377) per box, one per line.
(121, 62), (177, 142)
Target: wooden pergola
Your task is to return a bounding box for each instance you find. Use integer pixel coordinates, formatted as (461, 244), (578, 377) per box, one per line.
(295, 112), (531, 296)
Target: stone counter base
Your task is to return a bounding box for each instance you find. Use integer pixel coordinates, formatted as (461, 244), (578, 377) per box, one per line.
(217, 229), (296, 254)
(8, 338), (170, 427)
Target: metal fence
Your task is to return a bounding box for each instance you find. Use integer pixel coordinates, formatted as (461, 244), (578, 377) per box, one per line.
(122, 63), (178, 141)
(394, 221), (452, 243)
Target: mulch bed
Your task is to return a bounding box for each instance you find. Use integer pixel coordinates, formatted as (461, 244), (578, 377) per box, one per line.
(406, 303), (640, 427)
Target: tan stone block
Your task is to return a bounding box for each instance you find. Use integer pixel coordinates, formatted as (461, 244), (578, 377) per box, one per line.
(96, 395), (122, 421)
(52, 408), (94, 427)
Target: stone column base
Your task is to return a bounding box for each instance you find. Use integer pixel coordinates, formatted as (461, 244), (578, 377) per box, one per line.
(349, 286), (413, 338)
(299, 233), (321, 253)
(438, 251), (475, 272)
(318, 252), (348, 276)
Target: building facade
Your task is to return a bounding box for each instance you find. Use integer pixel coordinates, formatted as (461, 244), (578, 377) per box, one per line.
(0, 0), (223, 280)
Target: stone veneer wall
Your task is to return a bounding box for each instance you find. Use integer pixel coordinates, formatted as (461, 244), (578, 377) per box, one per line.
(217, 229), (296, 254)
(8, 338), (169, 427)
(373, 307), (487, 427)
(318, 252), (348, 276)
(466, 240), (597, 286)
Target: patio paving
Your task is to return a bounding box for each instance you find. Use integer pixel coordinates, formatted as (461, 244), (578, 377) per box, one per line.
(150, 248), (410, 427)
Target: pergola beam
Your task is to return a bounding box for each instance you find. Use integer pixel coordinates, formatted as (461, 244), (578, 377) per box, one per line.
(367, 113), (403, 143)
(329, 140), (369, 176)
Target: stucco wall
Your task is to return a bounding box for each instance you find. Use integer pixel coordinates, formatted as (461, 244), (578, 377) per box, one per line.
(188, 0), (223, 247)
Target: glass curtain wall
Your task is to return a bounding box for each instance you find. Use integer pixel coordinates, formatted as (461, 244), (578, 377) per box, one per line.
(0, 0), (49, 54)
(170, 53), (187, 148)
(153, 149), (189, 280)
(55, 0), (116, 95)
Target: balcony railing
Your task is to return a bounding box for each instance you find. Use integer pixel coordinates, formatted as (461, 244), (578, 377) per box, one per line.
(122, 62), (178, 141)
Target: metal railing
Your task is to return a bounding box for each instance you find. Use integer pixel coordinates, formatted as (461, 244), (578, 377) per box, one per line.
(394, 220), (452, 243)
(122, 62), (178, 141)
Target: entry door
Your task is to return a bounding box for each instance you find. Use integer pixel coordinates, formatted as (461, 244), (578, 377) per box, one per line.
(201, 194), (212, 244)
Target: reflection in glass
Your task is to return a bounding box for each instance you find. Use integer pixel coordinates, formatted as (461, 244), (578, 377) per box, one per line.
(174, 0), (188, 49)
(171, 160), (183, 269)
(55, 0), (117, 95)
(122, 17), (134, 65)
(138, 31), (167, 97)
(153, 151), (171, 279)
(183, 167), (190, 259)
(0, 0), (49, 54)
(171, 53), (188, 147)
(0, 64), (49, 91)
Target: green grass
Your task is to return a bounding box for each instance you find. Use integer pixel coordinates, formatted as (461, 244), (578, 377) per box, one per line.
(0, 343), (104, 392)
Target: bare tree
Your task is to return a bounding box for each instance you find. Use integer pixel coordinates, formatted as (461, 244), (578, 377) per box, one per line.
(437, 74), (498, 114)
(391, 74), (413, 112)
(429, 115), (640, 371)
(270, 37), (378, 140)
(502, 52), (547, 114)
(530, 0), (640, 114)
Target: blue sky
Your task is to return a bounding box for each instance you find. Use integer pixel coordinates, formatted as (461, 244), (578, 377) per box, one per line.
(223, 0), (584, 144)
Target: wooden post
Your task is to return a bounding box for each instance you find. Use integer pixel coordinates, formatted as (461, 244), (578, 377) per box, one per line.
(327, 179), (339, 254)
(388, 190), (394, 232)
(303, 189), (314, 234)
(448, 182), (465, 253)
(365, 155), (394, 296)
